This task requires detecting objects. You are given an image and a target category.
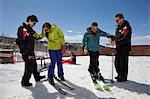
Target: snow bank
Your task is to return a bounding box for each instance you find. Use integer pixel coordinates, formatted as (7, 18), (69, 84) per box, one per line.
(0, 56), (150, 99)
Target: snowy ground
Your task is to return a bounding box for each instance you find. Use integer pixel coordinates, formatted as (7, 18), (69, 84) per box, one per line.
(0, 56), (150, 99)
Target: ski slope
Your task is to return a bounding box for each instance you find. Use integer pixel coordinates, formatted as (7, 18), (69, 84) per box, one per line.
(0, 56), (150, 99)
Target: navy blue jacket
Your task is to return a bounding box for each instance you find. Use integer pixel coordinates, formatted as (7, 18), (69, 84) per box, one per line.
(115, 20), (132, 51)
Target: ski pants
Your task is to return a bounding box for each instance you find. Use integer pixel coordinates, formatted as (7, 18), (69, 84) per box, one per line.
(21, 53), (40, 83)
(48, 50), (64, 78)
(115, 49), (129, 80)
(88, 51), (100, 74)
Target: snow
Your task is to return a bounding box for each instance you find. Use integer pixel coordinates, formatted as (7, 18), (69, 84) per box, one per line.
(0, 56), (150, 99)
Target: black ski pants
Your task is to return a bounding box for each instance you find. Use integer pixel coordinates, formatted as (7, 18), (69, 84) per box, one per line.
(115, 49), (129, 80)
(88, 51), (100, 74)
(21, 54), (40, 83)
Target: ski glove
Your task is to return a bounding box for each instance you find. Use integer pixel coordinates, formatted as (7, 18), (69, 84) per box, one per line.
(83, 48), (88, 55)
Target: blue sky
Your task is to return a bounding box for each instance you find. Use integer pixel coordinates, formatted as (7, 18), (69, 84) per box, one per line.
(0, 0), (149, 45)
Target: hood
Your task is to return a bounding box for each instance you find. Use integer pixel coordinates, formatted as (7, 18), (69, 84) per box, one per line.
(50, 24), (57, 31)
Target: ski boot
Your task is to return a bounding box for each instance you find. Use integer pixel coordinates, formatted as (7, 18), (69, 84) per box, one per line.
(98, 73), (105, 82)
(48, 77), (55, 85)
(60, 76), (65, 81)
(35, 75), (46, 82)
(21, 82), (32, 87)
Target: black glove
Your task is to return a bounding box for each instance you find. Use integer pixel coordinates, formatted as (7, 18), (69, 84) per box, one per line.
(21, 50), (28, 56)
(19, 46), (28, 55)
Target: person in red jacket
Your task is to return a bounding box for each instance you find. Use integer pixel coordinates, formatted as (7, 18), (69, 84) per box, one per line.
(16, 15), (45, 87)
(113, 13), (132, 82)
(62, 52), (76, 64)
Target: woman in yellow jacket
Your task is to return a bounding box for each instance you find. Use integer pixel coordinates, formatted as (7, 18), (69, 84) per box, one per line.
(35, 23), (65, 85)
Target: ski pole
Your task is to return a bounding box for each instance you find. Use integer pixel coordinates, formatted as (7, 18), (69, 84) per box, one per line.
(111, 52), (114, 83)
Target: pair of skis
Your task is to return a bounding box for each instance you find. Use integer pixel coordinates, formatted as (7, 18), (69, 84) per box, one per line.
(51, 84), (67, 95)
(93, 80), (111, 93)
(90, 73), (111, 92)
(54, 76), (74, 90)
(92, 52), (115, 92)
(47, 77), (74, 95)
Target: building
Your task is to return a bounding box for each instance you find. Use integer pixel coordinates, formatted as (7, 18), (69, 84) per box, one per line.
(0, 36), (47, 63)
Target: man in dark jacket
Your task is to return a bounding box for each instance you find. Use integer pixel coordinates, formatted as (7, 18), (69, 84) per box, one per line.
(16, 15), (45, 87)
(114, 13), (132, 82)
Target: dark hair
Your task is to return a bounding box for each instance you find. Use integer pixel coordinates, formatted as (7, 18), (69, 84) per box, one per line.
(42, 22), (51, 29)
(42, 22), (51, 38)
(115, 13), (124, 19)
(26, 15), (38, 22)
(91, 22), (98, 27)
